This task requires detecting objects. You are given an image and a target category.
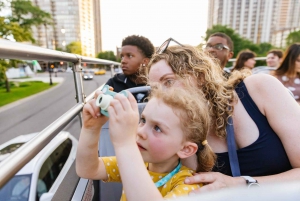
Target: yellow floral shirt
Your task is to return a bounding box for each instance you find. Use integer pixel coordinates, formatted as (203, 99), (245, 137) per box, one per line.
(102, 157), (201, 200)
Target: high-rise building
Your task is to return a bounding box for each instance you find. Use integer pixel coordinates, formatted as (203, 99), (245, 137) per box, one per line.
(93, 0), (102, 55)
(207, 0), (300, 47)
(271, 0), (300, 47)
(32, 0), (102, 57)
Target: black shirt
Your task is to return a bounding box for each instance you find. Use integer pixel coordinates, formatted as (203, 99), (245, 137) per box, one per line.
(105, 73), (148, 103)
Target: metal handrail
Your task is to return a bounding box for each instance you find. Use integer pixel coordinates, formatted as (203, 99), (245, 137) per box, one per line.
(0, 39), (118, 188)
(229, 56), (266, 62)
(0, 38), (120, 65)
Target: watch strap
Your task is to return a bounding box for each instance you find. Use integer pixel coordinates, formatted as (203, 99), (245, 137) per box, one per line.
(241, 176), (260, 188)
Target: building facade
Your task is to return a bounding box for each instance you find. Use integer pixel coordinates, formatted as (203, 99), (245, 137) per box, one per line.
(32, 0), (102, 57)
(207, 0), (300, 47)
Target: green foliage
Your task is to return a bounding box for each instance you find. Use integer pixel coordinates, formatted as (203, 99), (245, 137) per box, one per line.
(0, 0), (52, 90)
(286, 30), (300, 47)
(66, 42), (82, 54)
(204, 25), (275, 59)
(0, 60), (8, 83)
(96, 51), (117, 61)
(0, 0), (52, 42)
(0, 81), (56, 107)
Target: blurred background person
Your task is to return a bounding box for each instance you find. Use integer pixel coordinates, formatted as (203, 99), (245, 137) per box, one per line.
(204, 32), (234, 69)
(231, 50), (256, 72)
(266, 49), (283, 68)
(273, 43), (300, 102)
(204, 32), (234, 78)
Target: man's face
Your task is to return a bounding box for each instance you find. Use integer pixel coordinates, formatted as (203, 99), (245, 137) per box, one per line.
(205, 36), (233, 69)
(266, 53), (281, 67)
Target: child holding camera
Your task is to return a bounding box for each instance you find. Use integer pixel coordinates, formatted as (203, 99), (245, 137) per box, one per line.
(76, 84), (216, 201)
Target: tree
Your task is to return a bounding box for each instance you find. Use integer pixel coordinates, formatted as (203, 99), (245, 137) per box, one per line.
(0, 0), (52, 42)
(96, 51), (117, 61)
(66, 42), (82, 55)
(0, 0), (52, 92)
(286, 30), (300, 47)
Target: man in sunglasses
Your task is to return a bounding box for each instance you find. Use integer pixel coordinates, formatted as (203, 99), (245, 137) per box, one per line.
(204, 32), (234, 73)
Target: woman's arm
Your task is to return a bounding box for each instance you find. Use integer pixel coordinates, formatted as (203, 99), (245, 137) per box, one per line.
(185, 74), (300, 192)
(108, 93), (163, 201)
(76, 90), (109, 180)
(245, 74), (300, 178)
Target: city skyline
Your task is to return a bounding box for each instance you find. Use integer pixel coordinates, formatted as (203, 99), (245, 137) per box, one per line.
(208, 0), (300, 48)
(31, 0), (209, 54)
(31, 0), (101, 57)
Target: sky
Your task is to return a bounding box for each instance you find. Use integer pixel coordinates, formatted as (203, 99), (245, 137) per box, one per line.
(100, 0), (209, 53)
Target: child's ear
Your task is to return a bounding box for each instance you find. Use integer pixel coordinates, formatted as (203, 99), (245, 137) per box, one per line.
(177, 142), (198, 159)
(143, 58), (150, 65)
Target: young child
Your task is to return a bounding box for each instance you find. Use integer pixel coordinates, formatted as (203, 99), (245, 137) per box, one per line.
(76, 84), (216, 201)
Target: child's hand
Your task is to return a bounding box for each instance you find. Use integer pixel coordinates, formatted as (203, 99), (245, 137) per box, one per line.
(108, 92), (139, 147)
(82, 90), (108, 132)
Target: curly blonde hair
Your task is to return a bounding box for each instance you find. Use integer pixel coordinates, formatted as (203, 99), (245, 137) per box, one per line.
(145, 45), (235, 138)
(149, 83), (216, 172)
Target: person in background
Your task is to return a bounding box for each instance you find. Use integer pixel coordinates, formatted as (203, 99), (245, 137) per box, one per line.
(76, 84), (216, 201)
(204, 32), (234, 77)
(106, 35), (155, 102)
(231, 50), (256, 72)
(146, 42), (300, 193)
(266, 49), (283, 68)
(273, 43), (300, 102)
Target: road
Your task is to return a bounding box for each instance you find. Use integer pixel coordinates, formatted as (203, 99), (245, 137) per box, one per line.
(0, 72), (111, 144)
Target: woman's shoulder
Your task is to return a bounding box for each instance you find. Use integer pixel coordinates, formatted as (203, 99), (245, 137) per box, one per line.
(243, 73), (282, 91)
(242, 74), (294, 114)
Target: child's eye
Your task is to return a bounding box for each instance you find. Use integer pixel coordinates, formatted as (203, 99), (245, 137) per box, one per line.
(128, 54), (133, 58)
(154, 125), (162, 132)
(139, 118), (145, 124)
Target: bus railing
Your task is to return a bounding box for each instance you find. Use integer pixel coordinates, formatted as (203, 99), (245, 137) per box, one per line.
(229, 56), (267, 62)
(0, 38), (120, 188)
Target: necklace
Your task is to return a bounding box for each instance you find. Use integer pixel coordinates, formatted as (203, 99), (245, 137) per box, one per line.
(154, 162), (182, 188)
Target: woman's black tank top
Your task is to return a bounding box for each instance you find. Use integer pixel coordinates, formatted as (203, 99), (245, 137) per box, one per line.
(212, 81), (292, 176)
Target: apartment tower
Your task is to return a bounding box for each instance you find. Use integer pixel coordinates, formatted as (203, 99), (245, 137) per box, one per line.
(207, 0), (300, 47)
(32, 0), (102, 57)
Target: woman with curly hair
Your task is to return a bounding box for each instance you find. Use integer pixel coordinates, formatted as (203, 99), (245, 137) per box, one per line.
(106, 35), (154, 102)
(146, 40), (300, 193)
(273, 43), (300, 103)
(231, 49), (256, 72)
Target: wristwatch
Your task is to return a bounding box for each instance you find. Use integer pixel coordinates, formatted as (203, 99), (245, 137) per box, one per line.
(240, 176), (260, 188)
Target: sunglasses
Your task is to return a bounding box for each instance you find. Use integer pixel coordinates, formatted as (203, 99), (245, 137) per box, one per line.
(204, 43), (230, 51)
(156, 38), (184, 54)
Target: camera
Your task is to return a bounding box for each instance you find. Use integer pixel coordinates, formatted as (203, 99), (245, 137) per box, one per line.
(95, 85), (128, 117)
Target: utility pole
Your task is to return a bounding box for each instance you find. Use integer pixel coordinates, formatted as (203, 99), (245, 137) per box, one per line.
(44, 23), (52, 85)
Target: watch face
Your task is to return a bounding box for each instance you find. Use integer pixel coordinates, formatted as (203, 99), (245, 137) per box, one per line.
(248, 182), (260, 188)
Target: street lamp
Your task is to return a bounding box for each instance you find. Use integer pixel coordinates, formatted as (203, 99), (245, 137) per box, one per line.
(44, 23), (52, 85)
(61, 28), (66, 51)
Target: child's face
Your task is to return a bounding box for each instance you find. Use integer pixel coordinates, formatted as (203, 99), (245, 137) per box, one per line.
(136, 97), (185, 164)
(120, 45), (145, 76)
